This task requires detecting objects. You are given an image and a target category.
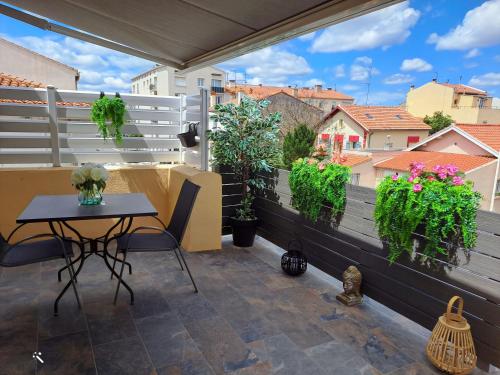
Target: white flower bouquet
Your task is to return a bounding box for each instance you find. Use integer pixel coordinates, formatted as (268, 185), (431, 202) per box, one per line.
(71, 163), (109, 205)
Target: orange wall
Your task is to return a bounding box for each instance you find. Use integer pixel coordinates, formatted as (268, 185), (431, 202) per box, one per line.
(0, 165), (221, 251)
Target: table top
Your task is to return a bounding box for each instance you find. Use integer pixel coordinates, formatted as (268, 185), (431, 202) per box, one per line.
(17, 193), (158, 223)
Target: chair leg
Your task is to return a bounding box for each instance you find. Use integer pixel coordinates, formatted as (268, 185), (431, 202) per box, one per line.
(173, 247), (184, 271)
(113, 251), (128, 305)
(110, 247), (119, 280)
(176, 247), (197, 293)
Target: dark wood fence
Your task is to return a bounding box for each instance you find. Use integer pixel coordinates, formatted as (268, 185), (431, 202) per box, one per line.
(220, 167), (500, 369)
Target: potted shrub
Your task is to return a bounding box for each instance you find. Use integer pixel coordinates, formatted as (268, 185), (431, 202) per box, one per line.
(374, 162), (481, 264)
(209, 97), (281, 247)
(90, 92), (127, 144)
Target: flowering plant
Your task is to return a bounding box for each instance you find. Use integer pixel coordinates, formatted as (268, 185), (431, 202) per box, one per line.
(375, 162), (481, 263)
(289, 157), (351, 222)
(71, 164), (108, 205)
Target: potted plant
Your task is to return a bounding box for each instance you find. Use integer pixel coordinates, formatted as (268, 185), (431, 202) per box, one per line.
(374, 162), (481, 263)
(71, 163), (109, 206)
(209, 97), (281, 247)
(90, 92), (126, 144)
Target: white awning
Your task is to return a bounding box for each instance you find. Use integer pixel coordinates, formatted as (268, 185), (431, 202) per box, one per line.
(1, 0), (400, 70)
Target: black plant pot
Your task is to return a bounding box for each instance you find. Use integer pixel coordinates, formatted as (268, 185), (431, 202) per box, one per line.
(177, 132), (197, 147)
(230, 217), (259, 247)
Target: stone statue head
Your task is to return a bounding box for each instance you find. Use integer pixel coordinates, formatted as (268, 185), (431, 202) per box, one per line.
(343, 265), (362, 296)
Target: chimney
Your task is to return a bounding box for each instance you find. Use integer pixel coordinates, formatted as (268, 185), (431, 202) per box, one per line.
(288, 85), (292, 88)
(293, 87), (299, 97)
(410, 85), (415, 90)
(327, 87), (332, 90)
(432, 78), (437, 83)
(228, 79), (236, 87)
(258, 83), (262, 87)
(314, 84), (323, 92)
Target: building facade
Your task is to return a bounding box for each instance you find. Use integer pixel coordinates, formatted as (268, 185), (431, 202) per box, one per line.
(405, 80), (500, 124)
(317, 105), (430, 152)
(224, 83), (354, 114)
(0, 37), (79, 90)
(131, 65), (226, 106)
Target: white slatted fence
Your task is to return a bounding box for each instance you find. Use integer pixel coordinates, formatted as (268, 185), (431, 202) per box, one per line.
(0, 86), (208, 168)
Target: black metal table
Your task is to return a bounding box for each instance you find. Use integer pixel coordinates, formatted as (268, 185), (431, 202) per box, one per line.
(17, 193), (158, 313)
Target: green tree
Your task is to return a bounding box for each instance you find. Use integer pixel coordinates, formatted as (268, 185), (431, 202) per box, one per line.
(208, 97), (281, 220)
(282, 124), (317, 170)
(424, 111), (453, 134)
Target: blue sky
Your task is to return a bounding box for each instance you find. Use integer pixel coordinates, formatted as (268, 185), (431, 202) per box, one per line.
(1, 0), (499, 105)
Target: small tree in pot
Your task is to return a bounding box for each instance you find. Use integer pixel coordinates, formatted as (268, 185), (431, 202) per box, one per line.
(209, 97), (281, 247)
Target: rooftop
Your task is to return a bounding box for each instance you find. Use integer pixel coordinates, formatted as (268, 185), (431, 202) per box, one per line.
(339, 154), (372, 167)
(374, 150), (495, 172)
(225, 84), (354, 101)
(0, 236), (458, 375)
(322, 105), (431, 131)
(456, 124), (500, 151)
(439, 83), (487, 96)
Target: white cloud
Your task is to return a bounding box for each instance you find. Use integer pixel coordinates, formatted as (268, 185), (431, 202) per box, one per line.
(400, 58), (433, 72)
(469, 73), (500, 87)
(366, 91), (406, 105)
(298, 32), (316, 41)
(304, 78), (325, 87)
(3, 34), (155, 92)
(334, 64), (345, 78)
(464, 62), (479, 69)
(383, 73), (414, 85)
(309, 1), (420, 52)
(341, 84), (361, 91)
(221, 46), (312, 86)
(350, 57), (379, 81)
(465, 48), (481, 59)
(427, 0), (500, 50)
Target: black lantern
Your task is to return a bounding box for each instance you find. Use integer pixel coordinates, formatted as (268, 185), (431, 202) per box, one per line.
(281, 239), (307, 276)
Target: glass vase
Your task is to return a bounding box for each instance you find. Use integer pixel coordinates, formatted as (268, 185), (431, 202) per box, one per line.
(78, 186), (103, 206)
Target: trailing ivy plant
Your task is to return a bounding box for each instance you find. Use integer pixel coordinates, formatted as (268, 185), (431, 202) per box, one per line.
(289, 157), (351, 222)
(208, 96), (281, 221)
(374, 162), (481, 264)
(90, 93), (126, 144)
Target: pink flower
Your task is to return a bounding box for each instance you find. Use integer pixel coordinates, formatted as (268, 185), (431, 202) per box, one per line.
(427, 176), (436, 182)
(308, 158), (317, 165)
(408, 175), (415, 183)
(446, 164), (459, 176)
(452, 176), (464, 186)
(410, 161), (425, 171)
(432, 165), (442, 173)
(318, 162), (325, 171)
(391, 174), (399, 181)
(438, 172), (448, 180)
(413, 184), (423, 192)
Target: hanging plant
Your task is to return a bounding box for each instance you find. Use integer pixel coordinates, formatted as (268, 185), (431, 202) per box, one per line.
(90, 92), (126, 144)
(374, 162), (481, 264)
(289, 157), (351, 222)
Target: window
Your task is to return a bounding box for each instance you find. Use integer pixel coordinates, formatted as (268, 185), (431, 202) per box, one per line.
(496, 180), (500, 196)
(215, 95), (223, 104)
(407, 136), (420, 146)
(175, 77), (186, 87)
(479, 98), (486, 108)
(351, 173), (360, 186)
(197, 78), (205, 87)
(211, 79), (222, 88)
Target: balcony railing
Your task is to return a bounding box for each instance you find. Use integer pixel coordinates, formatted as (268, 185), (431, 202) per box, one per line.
(0, 86), (209, 170)
(211, 86), (224, 94)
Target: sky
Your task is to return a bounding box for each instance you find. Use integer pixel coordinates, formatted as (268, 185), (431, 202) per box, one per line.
(1, 0), (499, 105)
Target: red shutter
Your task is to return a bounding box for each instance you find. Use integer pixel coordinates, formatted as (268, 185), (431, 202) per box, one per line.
(407, 136), (420, 146)
(321, 133), (330, 140)
(348, 135), (359, 142)
(334, 134), (344, 142)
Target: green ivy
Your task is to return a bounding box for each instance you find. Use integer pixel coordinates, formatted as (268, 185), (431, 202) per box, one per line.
(374, 163), (481, 263)
(90, 95), (126, 144)
(289, 158), (351, 222)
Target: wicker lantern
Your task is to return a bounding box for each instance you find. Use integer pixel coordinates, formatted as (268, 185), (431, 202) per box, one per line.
(281, 239), (307, 276)
(426, 296), (477, 374)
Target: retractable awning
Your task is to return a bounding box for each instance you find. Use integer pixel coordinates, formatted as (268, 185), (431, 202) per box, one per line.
(0, 0), (400, 70)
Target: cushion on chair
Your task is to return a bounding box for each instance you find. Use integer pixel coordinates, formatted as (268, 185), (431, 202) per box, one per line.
(116, 232), (177, 252)
(1, 237), (74, 267)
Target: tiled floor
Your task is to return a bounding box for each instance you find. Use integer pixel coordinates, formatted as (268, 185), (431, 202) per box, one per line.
(0, 236), (493, 375)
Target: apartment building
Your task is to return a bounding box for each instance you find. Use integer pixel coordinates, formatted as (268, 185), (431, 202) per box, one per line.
(0, 37), (79, 90)
(131, 65), (226, 106)
(405, 79), (500, 124)
(225, 83), (354, 114)
(317, 105), (431, 151)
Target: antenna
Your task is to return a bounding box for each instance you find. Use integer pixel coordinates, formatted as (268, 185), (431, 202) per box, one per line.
(364, 65), (373, 105)
(459, 75), (462, 84)
(433, 72), (439, 81)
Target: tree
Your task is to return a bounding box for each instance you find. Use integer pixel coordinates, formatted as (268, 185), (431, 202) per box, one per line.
(209, 97), (281, 220)
(282, 124), (317, 170)
(424, 111), (453, 134)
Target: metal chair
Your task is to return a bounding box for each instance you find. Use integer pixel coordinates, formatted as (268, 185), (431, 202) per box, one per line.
(0, 223), (81, 315)
(112, 179), (200, 304)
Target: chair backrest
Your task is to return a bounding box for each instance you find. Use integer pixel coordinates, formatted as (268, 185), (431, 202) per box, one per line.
(166, 179), (201, 244)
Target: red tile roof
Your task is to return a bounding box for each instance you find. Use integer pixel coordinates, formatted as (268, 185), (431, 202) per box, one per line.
(439, 83), (486, 96)
(374, 151), (494, 173)
(225, 84), (354, 101)
(0, 72), (89, 107)
(340, 154), (372, 167)
(322, 105), (431, 131)
(456, 124), (500, 151)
